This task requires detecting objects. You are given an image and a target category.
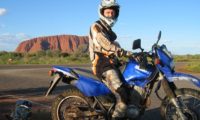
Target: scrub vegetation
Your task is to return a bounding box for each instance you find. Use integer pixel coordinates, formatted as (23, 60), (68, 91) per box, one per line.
(0, 51), (200, 73)
(0, 45), (90, 65)
(174, 54), (200, 73)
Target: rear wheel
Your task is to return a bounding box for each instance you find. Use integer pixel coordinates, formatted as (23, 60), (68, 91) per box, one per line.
(160, 88), (200, 120)
(51, 87), (105, 120)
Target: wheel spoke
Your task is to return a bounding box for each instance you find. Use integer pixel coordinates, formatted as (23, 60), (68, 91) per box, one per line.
(161, 89), (200, 120)
(57, 96), (104, 120)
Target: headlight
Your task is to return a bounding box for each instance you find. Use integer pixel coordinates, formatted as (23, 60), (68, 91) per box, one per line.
(162, 45), (173, 59)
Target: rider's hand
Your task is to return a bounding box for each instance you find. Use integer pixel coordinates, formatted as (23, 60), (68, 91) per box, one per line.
(132, 52), (142, 62)
(134, 55), (142, 63)
(126, 51), (142, 63)
(124, 50), (133, 57)
(116, 48), (132, 57)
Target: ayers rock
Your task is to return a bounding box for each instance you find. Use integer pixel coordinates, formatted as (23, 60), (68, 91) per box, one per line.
(15, 35), (89, 53)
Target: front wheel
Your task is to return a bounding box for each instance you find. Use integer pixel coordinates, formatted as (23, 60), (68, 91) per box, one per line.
(160, 88), (200, 120)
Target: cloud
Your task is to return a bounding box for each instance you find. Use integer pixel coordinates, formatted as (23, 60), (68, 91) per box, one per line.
(0, 8), (7, 16)
(0, 33), (30, 42)
(0, 33), (31, 51)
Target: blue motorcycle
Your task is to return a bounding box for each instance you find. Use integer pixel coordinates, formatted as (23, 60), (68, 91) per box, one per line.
(45, 31), (200, 120)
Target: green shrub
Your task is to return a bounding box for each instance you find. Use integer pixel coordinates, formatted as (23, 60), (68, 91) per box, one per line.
(0, 50), (91, 64)
(185, 62), (200, 73)
(174, 54), (200, 62)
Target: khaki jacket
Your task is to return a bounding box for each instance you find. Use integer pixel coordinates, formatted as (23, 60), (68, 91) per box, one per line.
(89, 20), (124, 76)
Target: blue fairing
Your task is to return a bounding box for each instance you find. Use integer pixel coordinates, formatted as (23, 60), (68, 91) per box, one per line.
(52, 66), (80, 78)
(52, 66), (111, 96)
(156, 45), (200, 88)
(53, 66), (72, 72)
(157, 45), (174, 69)
(74, 75), (111, 96)
(123, 60), (153, 87)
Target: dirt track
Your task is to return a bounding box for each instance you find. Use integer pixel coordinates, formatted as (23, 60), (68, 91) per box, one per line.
(0, 64), (199, 120)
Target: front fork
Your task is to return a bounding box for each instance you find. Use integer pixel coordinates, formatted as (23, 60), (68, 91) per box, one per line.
(162, 76), (188, 120)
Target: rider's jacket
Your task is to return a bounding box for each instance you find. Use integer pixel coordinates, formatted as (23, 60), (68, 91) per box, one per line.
(89, 19), (124, 78)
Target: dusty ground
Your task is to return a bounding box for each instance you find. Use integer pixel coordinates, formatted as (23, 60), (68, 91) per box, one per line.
(0, 63), (199, 120)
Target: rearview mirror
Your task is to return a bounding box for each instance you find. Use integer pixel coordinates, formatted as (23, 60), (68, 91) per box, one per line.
(156, 31), (162, 45)
(132, 39), (141, 50)
(158, 31), (162, 41)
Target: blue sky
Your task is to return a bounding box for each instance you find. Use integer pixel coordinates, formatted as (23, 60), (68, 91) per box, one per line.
(0, 0), (200, 55)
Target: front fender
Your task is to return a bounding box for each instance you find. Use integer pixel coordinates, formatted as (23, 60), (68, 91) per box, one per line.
(157, 65), (200, 88)
(167, 72), (200, 88)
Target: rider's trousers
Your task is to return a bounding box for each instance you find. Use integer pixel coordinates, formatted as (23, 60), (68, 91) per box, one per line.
(102, 69), (128, 118)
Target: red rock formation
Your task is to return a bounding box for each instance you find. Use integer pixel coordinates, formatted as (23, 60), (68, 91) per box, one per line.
(15, 35), (89, 53)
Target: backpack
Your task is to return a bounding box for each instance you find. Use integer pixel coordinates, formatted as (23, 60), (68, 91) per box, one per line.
(10, 100), (32, 120)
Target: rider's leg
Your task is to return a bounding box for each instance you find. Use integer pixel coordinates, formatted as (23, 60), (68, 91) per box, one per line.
(102, 69), (128, 118)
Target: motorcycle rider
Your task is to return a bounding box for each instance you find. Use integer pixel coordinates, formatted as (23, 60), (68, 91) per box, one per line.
(89, 0), (138, 119)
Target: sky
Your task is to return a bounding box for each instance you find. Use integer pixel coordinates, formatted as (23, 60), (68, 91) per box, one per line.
(0, 0), (200, 55)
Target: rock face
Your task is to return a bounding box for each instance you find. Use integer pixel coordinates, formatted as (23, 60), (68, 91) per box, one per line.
(15, 35), (89, 53)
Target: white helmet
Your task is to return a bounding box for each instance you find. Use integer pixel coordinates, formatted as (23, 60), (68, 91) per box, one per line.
(99, 0), (120, 27)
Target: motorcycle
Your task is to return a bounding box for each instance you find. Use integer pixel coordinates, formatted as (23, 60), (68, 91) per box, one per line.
(45, 31), (200, 120)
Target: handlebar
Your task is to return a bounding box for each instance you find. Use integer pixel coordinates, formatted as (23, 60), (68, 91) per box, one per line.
(132, 51), (152, 58)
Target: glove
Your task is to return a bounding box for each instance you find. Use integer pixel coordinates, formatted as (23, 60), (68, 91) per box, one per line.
(116, 48), (133, 57)
(132, 52), (142, 62)
(125, 51), (133, 57)
(123, 50), (133, 57)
